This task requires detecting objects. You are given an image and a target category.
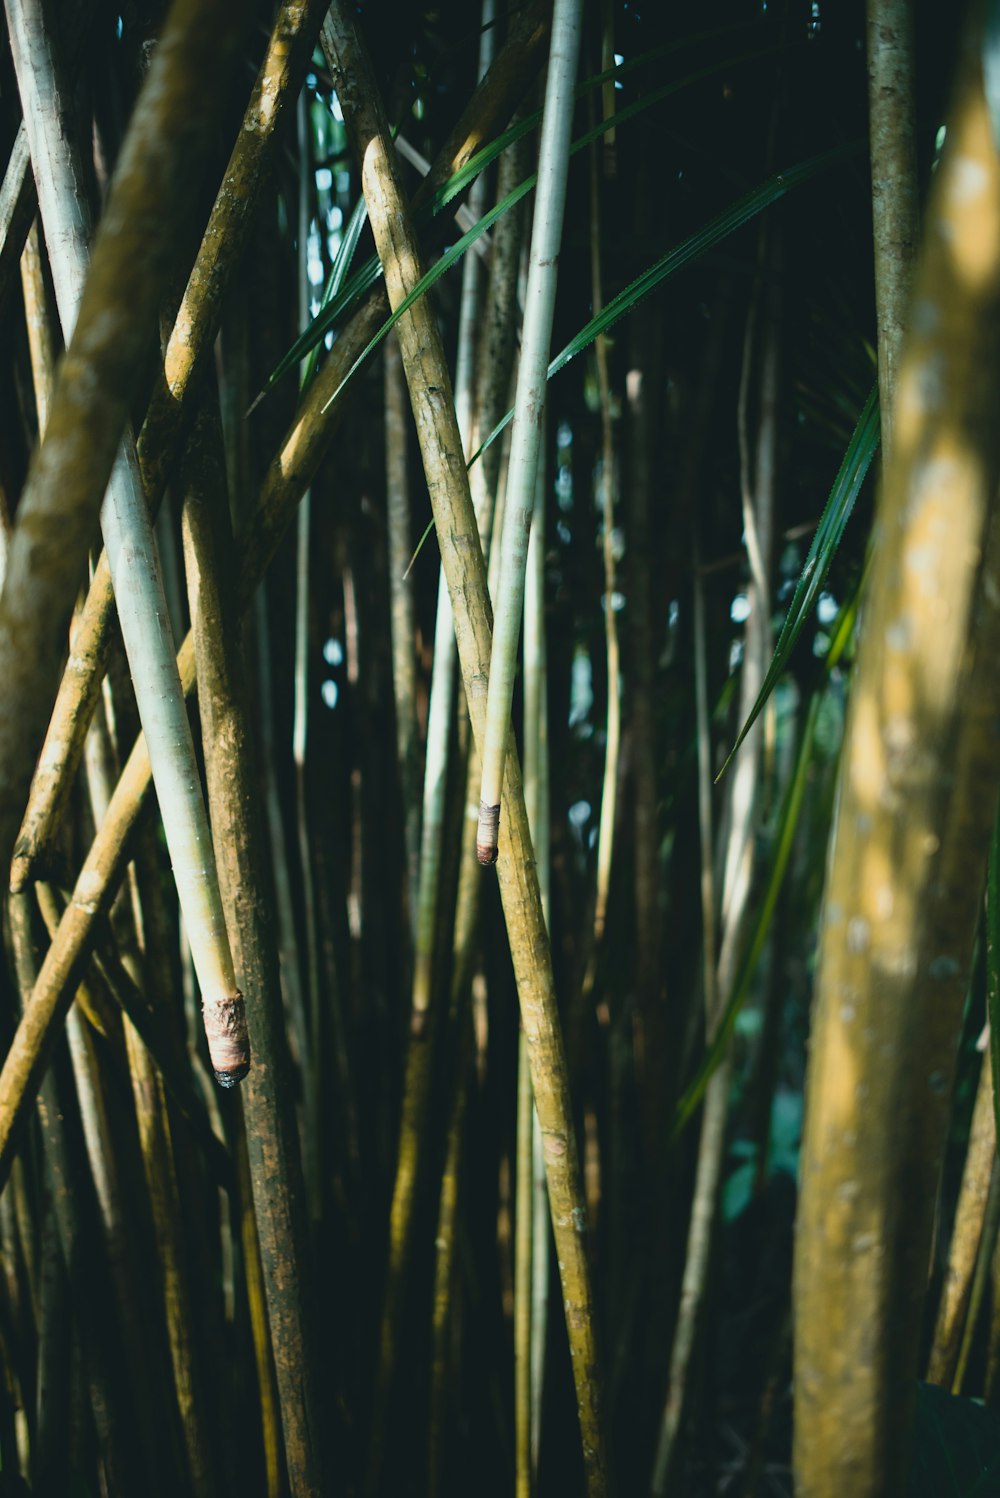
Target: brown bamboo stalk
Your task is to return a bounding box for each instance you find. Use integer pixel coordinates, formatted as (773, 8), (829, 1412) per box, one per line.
(180, 395), (324, 1497)
(866, 0), (919, 459)
(385, 332), (422, 933)
(927, 1057), (995, 1387)
(793, 15), (1000, 1490)
(322, 9), (608, 1490)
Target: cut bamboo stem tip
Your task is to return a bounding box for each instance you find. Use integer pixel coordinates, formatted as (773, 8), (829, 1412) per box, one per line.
(476, 801), (501, 866)
(203, 990), (251, 1088)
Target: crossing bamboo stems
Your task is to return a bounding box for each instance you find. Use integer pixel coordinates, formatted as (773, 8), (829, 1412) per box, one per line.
(0, 0), (551, 1218)
(10, 0), (326, 894)
(23, 268), (215, 1497)
(323, 7), (609, 1489)
(476, 0), (582, 865)
(8, 891), (139, 1491)
(2, 0), (248, 1082)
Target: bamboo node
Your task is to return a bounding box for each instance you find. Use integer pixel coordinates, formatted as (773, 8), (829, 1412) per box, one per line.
(476, 801), (500, 865)
(203, 988), (251, 1087)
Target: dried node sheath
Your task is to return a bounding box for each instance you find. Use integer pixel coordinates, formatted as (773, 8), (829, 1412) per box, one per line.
(477, 800), (500, 866)
(203, 988), (251, 1087)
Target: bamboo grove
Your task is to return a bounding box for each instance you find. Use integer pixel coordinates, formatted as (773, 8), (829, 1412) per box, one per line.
(2, 0), (1000, 1494)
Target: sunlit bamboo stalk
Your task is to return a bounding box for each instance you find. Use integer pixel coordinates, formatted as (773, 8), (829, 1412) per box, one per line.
(323, 9), (609, 1489)
(794, 17), (1000, 1490)
(1, 0), (248, 1081)
(477, 0), (582, 865)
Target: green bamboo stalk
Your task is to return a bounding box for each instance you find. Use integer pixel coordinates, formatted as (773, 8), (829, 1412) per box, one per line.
(9, 0), (326, 895)
(180, 396), (324, 1497)
(1, 0), (249, 1082)
(476, 0), (582, 865)
(793, 15), (1000, 1489)
(323, 8), (608, 1490)
(866, 0), (918, 459)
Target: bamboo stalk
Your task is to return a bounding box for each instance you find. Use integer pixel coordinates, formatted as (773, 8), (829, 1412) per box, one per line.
(866, 0), (918, 460)
(2, 0), (249, 1082)
(476, 0), (582, 865)
(793, 15), (1000, 1489)
(385, 334), (422, 931)
(579, 123), (620, 1011)
(519, 429), (551, 1492)
(0, 0), (553, 1198)
(8, 891), (138, 1491)
(322, 8), (609, 1489)
(370, 11), (500, 1472)
(10, 0), (327, 894)
(927, 1057), (995, 1387)
(652, 236), (780, 1498)
(953, 1154), (1000, 1394)
(180, 396), (324, 1497)
(293, 94), (326, 1224)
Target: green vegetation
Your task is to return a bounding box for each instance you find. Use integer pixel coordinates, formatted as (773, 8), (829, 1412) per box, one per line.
(0, 2), (998, 1495)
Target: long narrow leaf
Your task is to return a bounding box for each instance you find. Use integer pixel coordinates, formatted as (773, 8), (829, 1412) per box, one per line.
(715, 377), (880, 780)
(671, 584), (861, 1138)
(470, 141), (863, 468)
(268, 40), (786, 392)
